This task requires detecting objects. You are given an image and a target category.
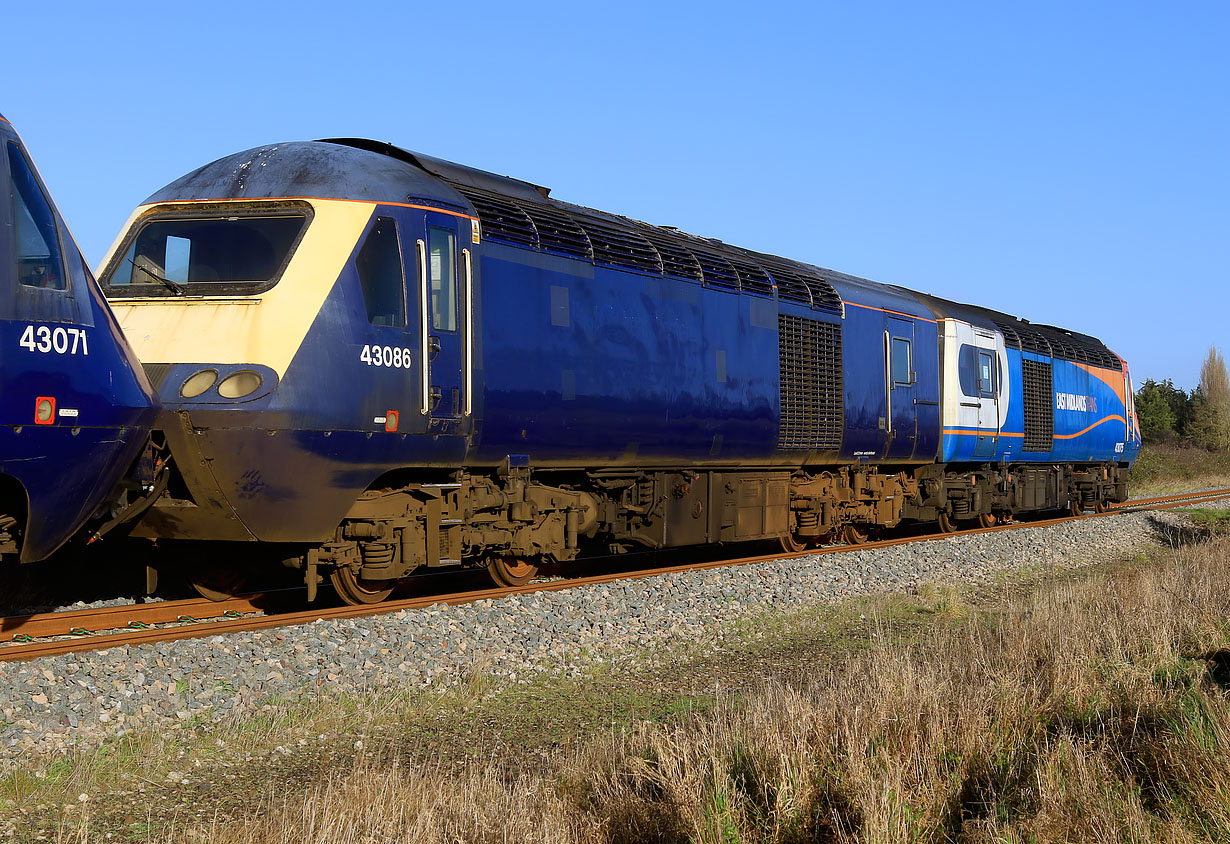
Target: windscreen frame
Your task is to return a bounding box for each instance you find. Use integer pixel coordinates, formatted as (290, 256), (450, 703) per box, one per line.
(100, 199), (315, 298)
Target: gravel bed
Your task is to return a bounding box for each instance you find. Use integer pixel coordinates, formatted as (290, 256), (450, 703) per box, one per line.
(0, 509), (1208, 757)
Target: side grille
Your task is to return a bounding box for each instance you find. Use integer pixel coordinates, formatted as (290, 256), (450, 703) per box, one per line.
(778, 315), (843, 451)
(1022, 359), (1054, 452)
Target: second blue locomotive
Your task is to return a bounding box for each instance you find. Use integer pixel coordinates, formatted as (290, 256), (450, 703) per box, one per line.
(95, 139), (1140, 602)
(0, 113), (158, 564)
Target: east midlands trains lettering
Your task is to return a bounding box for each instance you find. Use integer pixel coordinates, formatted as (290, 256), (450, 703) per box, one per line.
(1055, 393), (1098, 413)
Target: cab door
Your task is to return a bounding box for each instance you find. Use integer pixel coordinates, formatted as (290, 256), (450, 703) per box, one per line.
(351, 213), (427, 434)
(972, 331), (1000, 459)
(885, 317), (917, 460)
(413, 210), (474, 436)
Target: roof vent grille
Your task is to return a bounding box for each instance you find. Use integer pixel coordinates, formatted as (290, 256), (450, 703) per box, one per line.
(572, 213), (661, 271)
(520, 204), (591, 258)
(446, 184), (536, 247)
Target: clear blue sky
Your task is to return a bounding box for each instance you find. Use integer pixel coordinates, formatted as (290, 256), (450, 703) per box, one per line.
(7, 1), (1226, 389)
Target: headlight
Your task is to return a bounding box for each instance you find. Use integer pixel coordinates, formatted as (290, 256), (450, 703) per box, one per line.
(217, 370), (263, 399)
(180, 369), (219, 398)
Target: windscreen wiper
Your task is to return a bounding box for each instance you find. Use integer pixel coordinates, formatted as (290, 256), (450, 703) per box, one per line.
(128, 259), (186, 295)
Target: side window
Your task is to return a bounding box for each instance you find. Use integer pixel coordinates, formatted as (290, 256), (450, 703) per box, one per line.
(429, 226), (457, 332)
(978, 351), (996, 396)
(891, 337), (912, 384)
(355, 217), (405, 326)
(8, 142), (66, 290)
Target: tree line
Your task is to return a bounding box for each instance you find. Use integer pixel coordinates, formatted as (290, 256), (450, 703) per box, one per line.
(1135, 346), (1230, 450)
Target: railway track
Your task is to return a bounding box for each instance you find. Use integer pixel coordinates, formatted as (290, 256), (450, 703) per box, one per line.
(3, 487), (1227, 663)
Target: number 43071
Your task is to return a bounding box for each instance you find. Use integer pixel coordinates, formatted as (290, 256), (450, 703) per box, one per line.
(19, 324), (89, 355)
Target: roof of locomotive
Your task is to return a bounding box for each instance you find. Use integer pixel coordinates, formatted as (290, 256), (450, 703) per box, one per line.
(904, 288), (1122, 370)
(143, 141), (471, 211)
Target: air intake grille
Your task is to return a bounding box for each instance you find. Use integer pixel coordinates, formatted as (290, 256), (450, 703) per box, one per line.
(727, 256), (775, 298)
(573, 213), (660, 271)
(778, 315), (843, 451)
(454, 186), (536, 247)
(641, 229), (702, 281)
(1022, 359), (1054, 452)
(521, 204), (591, 258)
(691, 247), (741, 293)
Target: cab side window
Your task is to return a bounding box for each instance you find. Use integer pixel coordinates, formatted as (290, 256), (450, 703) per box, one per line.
(977, 351), (996, 397)
(8, 142), (66, 290)
(429, 226), (457, 332)
(891, 336), (912, 384)
(355, 217), (406, 327)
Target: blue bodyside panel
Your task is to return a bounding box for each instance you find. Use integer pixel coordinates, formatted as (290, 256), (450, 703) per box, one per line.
(474, 245), (778, 465)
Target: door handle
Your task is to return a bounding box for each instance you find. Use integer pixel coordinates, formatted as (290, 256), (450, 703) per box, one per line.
(428, 335), (441, 361)
(462, 248), (473, 417)
(416, 239), (429, 415)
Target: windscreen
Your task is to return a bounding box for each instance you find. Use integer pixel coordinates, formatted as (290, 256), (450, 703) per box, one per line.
(102, 205), (310, 296)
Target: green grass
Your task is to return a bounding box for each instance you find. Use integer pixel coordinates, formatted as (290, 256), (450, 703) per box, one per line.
(1177, 507), (1230, 532)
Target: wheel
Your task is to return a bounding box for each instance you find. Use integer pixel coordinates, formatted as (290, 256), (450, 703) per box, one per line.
(488, 556), (539, 588)
(1093, 498), (1109, 514)
(937, 512), (958, 534)
(842, 524), (867, 545)
(188, 565), (250, 602)
(1069, 500), (1085, 517)
(779, 533), (807, 553)
(977, 512), (997, 529)
(330, 565), (395, 605)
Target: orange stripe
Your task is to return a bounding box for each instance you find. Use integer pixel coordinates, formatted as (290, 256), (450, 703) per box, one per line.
(944, 416), (1126, 441)
(842, 300), (938, 323)
(0, 116), (9, 124)
(1071, 361), (1127, 406)
(1053, 415), (1126, 439)
(943, 430), (1023, 437)
(138, 195), (479, 222)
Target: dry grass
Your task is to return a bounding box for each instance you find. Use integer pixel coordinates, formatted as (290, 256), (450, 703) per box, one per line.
(101, 536), (1230, 844)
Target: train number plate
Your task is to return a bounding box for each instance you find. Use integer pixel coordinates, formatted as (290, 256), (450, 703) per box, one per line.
(360, 344), (412, 368)
(19, 324), (89, 355)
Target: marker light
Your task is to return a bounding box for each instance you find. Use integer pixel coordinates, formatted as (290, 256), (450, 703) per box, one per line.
(180, 369), (219, 398)
(35, 396), (55, 425)
(385, 411), (399, 433)
(217, 370), (263, 399)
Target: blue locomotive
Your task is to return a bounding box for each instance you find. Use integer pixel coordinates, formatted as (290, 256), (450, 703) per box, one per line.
(0, 113), (158, 563)
(96, 139), (1140, 603)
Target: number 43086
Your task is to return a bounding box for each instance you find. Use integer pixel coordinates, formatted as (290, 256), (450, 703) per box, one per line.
(19, 324), (89, 355)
